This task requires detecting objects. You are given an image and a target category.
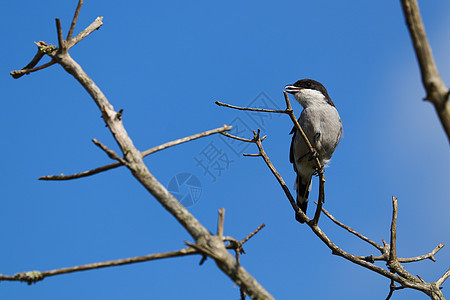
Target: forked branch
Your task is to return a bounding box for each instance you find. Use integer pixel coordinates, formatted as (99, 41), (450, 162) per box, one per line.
(0, 209), (265, 288)
(10, 2), (272, 299)
(217, 103), (447, 299)
(39, 125), (232, 181)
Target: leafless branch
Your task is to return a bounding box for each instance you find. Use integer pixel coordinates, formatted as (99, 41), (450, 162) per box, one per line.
(220, 131), (255, 143)
(220, 125), (448, 298)
(55, 18), (65, 50)
(39, 125), (231, 181)
(389, 197), (398, 263)
(1, 207), (264, 298)
(67, 0), (84, 40)
(400, 0), (450, 143)
(10, 5), (272, 298)
(91, 138), (127, 165)
(0, 247), (199, 285)
(436, 269), (450, 287)
(10, 60), (56, 79)
(317, 201), (445, 264)
(215, 100), (286, 114)
(10, 16), (103, 81)
(386, 279), (405, 300)
(66, 16), (103, 49)
(242, 153), (262, 157)
(241, 223), (265, 246)
(10, 43), (58, 79)
(398, 243), (444, 263)
(398, 243), (445, 263)
(217, 208), (225, 240)
(316, 201), (384, 251)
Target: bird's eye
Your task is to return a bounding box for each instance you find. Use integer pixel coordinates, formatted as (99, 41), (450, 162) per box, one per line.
(306, 81), (312, 87)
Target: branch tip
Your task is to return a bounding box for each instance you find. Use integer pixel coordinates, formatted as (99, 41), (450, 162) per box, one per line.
(67, 0), (84, 40)
(55, 18), (65, 50)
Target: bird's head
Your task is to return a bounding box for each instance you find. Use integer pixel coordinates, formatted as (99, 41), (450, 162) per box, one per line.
(284, 79), (335, 108)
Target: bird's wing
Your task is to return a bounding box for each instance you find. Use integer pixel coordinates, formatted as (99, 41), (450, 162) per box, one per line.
(289, 126), (297, 172)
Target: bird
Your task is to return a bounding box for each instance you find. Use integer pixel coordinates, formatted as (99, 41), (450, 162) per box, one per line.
(285, 79), (342, 223)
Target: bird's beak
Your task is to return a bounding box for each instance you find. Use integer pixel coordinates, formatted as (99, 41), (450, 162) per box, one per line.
(284, 85), (302, 94)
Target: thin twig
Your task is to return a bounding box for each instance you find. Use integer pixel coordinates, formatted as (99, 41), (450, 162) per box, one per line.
(39, 125), (231, 180)
(55, 18), (65, 50)
(215, 101), (286, 114)
(386, 279), (395, 300)
(10, 60), (56, 79)
(67, 0), (84, 40)
(0, 247), (199, 284)
(92, 138), (127, 165)
(389, 197), (398, 262)
(385, 279), (405, 300)
(312, 176), (325, 226)
(66, 17), (104, 49)
(315, 201), (384, 251)
(241, 223), (265, 245)
(253, 134), (302, 216)
(220, 132), (254, 143)
(243, 153), (261, 157)
(436, 269), (450, 287)
(10, 48), (45, 79)
(217, 208), (225, 240)
(398, 243), (444, 263)
(141, 125), (231, 156)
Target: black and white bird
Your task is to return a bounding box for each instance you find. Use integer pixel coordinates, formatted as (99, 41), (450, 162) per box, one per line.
(285, 79), (342, 223)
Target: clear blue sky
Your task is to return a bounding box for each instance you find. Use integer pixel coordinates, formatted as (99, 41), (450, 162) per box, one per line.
(2, 1), (449, 299)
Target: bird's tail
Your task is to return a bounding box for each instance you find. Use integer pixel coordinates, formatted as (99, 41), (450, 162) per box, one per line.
(295, 175), (312, 223)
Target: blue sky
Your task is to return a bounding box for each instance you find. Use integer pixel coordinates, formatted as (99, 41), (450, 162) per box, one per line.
(1, 1), (449, 299)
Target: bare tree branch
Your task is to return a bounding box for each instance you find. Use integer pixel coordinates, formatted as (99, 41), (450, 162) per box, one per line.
(0, 207), (264, 295)
(67, 0), (84, 40)
(0, 247), (199, 285)
(10, 43), (57, 79)
(66, 16), (103, 49)
(241, 223), (265, 245)
(39, 125), (231, 181)
(317, 201), (445, 264)
(316, 201), (384, 251)
(10, 6), (272, 298)
(217, 208), (225, 240)
(215, 100), (286, 114)
(219, 124), (448, 298)
(389, 197), (398, 264)
(386, 279), (405, 300)
(400, 0), (450, 143)
(399, 243), (444, 263)
(436, 269), (450, 288)
(55, 18), (65, 50)
(91, 138), (127, 165)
